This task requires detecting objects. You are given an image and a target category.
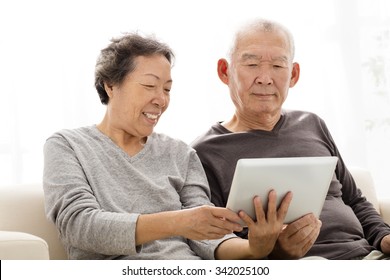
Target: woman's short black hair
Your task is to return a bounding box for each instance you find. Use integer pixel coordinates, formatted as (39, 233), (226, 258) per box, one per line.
(94, 33), (174, 104)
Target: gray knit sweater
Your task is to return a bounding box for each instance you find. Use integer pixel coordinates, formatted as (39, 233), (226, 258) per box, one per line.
(43, 126), (233, 259)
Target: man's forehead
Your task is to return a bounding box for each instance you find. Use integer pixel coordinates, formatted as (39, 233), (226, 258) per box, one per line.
(235, 29), (289, 50)
(239, 52), (289, 62)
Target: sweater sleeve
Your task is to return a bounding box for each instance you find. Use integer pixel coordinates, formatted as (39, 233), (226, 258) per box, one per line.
(179, 150), (237, 259)
(177, 149), (213, 208)
(43, 135), (140, 256)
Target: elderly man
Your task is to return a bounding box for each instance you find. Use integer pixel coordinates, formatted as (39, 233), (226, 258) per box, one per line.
(192, 18), (390, 260)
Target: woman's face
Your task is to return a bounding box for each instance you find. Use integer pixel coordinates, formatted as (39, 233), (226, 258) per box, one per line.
(105, 54), (172, 138)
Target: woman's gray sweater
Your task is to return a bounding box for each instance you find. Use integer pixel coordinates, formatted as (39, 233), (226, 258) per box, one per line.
(43, 126), (233, 259)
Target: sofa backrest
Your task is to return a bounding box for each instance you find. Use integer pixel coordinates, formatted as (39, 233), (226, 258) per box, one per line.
(349, 166), (380, 213)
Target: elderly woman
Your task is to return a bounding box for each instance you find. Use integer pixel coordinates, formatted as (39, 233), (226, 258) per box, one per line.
(43, 33), (291, 259)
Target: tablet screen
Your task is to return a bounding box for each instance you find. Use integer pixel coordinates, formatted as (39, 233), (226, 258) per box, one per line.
(226, 156), (338, 226)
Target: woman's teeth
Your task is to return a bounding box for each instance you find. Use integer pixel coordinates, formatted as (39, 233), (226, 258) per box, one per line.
(143, 113), (159, 120)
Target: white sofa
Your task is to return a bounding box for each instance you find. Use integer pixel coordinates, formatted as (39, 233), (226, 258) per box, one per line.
(0, 184), (67, 260)
(1, 167), (390, 260)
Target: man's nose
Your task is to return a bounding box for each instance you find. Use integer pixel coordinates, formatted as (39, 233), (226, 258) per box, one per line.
(255, 68), (273, 85)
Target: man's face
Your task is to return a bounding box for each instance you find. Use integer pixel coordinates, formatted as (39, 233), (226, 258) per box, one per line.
(227, 30), (298, 121)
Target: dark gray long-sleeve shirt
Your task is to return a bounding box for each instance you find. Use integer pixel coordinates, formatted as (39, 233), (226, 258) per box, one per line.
(43, 125), (234, 259)
(191, 110), (390, 259)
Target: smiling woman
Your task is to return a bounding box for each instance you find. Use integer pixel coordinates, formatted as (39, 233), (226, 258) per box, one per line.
(1, 0), (390, 198)
(41, 32), (238, 260)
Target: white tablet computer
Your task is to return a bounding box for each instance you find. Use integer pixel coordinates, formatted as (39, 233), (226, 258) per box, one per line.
(226, 156), (338, 226)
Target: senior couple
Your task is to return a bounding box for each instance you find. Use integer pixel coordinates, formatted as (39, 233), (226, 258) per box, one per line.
(43, 18), (390, 260)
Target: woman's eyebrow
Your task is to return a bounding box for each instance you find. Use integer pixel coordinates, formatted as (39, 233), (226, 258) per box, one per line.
(142, 73), (172, 83)
(142, 73), (160, 79)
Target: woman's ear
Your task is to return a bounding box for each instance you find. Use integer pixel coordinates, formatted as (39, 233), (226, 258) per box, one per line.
(217, 58), (230, 85)
(289, 62), (300, 88)
(104, 82), (114, 98)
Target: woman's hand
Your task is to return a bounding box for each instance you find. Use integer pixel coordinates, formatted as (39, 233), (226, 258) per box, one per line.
(135, 205), (243, 245)
(175, 205), (244, 240)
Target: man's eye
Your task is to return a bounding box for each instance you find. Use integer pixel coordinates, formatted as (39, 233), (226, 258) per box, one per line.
(164, 88), (171, 94)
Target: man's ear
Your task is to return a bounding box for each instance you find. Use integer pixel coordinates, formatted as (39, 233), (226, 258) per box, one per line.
(289, 62), (300, 88)
(217, 58), (230, 85)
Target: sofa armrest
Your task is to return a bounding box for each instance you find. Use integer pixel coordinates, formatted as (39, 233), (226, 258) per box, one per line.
(0, 184), (67, 259)
(0, 230), (50, 260)
(379, 198), (390, 225)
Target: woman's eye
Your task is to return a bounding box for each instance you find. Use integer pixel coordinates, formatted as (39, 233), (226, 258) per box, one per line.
(142, 84), (155, 89)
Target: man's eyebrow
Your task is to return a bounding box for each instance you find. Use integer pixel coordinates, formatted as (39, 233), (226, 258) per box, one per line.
(240, 53), (259, 61)
(240, 53), (289, 63)
(273, 56), (289, 62)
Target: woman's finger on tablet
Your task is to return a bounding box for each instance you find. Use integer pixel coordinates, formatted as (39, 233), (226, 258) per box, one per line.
(238, 209), (255, 227)
(210, 207), (243, 232)
(214, 217), (243, 233)
(211, 207), (242, 223)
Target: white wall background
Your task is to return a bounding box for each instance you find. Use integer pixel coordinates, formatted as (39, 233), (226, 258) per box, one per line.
(1, 0), (390, 197)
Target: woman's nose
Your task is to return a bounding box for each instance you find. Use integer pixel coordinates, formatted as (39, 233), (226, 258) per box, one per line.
(153, 89), (168, 108)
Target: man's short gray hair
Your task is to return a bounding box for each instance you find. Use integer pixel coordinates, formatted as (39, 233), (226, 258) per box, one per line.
(228, 18), (295, 61)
